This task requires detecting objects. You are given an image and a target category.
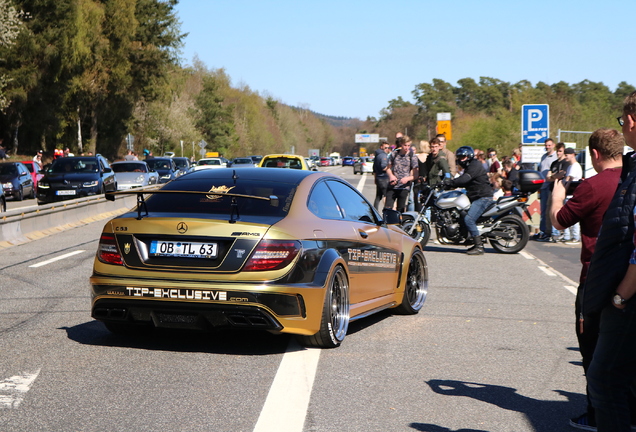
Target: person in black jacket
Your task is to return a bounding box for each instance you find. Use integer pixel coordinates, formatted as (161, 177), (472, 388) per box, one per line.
(582, 91), (636, 432)
(372, 142), (391, 210)
(443, 146), (493, 255)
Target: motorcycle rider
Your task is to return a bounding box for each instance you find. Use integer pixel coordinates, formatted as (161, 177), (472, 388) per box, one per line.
(443, 146), (494, 255)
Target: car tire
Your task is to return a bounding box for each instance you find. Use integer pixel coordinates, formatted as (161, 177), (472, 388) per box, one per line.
(297, 265), (349, 348)
(394, 249), (428, 315)
(15, 186), (23, 201)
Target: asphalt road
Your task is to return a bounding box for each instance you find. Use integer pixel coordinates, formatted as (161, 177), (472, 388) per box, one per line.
(0, 166), (585, 432)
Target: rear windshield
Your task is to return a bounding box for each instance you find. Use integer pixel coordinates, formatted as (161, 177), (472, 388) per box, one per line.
(262, 157), (303, 169)
(112, 163), (148, 173)
(144, 178), (296, 218)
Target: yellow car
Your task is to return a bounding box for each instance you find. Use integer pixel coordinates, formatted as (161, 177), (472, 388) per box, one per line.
(258, 154), (310, 170)
(90, 168), (428, 348)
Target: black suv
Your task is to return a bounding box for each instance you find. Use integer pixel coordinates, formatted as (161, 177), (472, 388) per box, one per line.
(37, 155), (117, 204)
(145, 157), (179, 183)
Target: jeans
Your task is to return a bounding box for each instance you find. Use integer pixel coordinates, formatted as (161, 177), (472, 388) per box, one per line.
(407, 187), (415, 212)
(464, 197), (493, 237)
(539, 187), (551, 235)
(562, 197), (580, 241)
(374, 176), (389, 211)
(587, 303), (636, 431)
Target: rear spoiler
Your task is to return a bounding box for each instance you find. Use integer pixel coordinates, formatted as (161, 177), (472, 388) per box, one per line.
(105, 189), (280, 222)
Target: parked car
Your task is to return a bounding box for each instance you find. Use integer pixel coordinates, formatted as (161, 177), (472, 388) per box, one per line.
(0, 162), (36, 201)
(259, 154), (310, 170)
(172, 157), (191, 175)
(90, 168), (427, 348)
(342, 156), (355, 166)
(0, 183), (5, 212)
(163, 152), (175, 158)
(249, 155), (263, 165)
(37, 155), (116, 204)
(21, 160), (44, 188)
(353, 156), (374, 174)
(191, 158), (226, 171)
(319, 157), (332, 167)
(111, 161), (159, 190)
(145, 158), (179, 183)
(231, 157), (256, 168)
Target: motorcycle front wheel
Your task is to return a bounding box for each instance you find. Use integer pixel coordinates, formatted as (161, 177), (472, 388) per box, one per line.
(401, 218), (432, 247)
(488, 214), (529, 254)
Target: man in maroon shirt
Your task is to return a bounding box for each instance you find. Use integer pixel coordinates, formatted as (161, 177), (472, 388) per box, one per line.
(550, 128), (624, 430)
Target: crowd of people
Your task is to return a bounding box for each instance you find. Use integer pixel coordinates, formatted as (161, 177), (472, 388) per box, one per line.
(372, 91), (636, 431)
(372, 131), (532, 255)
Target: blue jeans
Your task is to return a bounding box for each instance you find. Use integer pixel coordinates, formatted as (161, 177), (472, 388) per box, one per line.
(587, 304), (636, 431)
(465, 197), (493, 237)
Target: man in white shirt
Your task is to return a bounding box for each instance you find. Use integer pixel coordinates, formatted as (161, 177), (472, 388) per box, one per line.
(562, 147), (582, 244)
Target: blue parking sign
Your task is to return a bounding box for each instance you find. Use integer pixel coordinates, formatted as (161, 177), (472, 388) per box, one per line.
(522, 104), (549, 144)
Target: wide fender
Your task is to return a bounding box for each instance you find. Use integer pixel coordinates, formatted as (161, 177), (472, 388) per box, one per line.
(312, 248), (348, 289)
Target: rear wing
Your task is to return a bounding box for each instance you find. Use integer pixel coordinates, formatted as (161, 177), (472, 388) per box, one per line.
(105, 189), (280, 222)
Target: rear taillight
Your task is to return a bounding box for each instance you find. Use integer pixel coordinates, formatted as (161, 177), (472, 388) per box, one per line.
(97, 233), (123, 265)
(243, 240), (301, 271)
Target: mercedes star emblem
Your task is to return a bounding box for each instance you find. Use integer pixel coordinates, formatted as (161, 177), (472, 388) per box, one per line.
(177, 222), (188, 234)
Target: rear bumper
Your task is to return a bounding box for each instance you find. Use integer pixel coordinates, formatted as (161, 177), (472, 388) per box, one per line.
(90, 278), (326, 336)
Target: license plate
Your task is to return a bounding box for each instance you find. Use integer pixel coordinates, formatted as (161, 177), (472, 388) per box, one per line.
(56, 190), (76, 196)
(150, 241), (218, 258)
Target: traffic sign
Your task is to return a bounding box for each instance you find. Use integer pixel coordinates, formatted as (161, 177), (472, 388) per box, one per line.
(437, 120), (452, 141)
(522, 104), (549, 144)
(355, 134), (379, 143)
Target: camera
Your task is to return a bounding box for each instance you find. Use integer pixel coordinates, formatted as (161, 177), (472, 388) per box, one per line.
(566, 180), (581, 195)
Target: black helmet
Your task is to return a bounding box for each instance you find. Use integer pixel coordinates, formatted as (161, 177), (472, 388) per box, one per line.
(455, 146), (475, 168)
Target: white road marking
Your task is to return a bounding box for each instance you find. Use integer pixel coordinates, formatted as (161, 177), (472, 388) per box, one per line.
(538, 266), (556, 277)
(564, 285), (577, 295)
(29, 250), (85, 268)
(518, 249), (579, 295)
(253, 340), (321, 432)
(519, 251), (534, 260)
(356, 173), (367, 192)
(0, 369), (41, 409)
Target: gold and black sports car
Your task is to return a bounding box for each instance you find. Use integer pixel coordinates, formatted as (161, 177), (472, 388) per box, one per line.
(89, 168), (428, 348)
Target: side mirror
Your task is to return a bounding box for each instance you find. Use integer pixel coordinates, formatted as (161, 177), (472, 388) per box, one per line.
(103, 167), (112, 173)
(383, 209), (401, 225)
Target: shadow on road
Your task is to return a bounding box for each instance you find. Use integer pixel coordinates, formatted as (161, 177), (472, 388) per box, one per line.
(61, 311), (393, 356)
(412, 379), (585, 432)
(60, 320), (293, 355)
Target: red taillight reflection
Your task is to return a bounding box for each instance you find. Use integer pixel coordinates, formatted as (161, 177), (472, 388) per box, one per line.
(243, 240), (301, 271)
(97, 233), (123, 265)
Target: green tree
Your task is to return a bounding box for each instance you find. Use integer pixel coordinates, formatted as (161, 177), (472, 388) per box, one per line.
(194, 74), (235, 153)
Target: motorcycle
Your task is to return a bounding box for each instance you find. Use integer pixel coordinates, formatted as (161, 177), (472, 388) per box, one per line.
(400, 170), (545, 254)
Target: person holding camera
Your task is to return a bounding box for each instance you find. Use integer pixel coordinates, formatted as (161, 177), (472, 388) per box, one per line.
(549, 128), (623, 430)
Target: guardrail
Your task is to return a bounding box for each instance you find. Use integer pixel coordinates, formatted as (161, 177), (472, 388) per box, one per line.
(0, 194), (138, 246)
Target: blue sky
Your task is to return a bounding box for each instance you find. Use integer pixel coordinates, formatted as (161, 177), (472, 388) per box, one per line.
(174, 0), (631, 120)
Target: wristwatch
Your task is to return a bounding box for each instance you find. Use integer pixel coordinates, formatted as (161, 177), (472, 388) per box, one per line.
(613, 293), (627, 306)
